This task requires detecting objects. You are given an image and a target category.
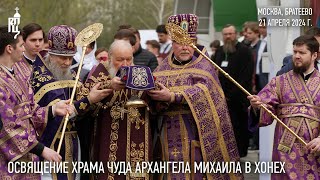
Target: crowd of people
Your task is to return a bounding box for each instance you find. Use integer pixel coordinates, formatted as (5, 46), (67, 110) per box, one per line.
(0, 12), (320, 180)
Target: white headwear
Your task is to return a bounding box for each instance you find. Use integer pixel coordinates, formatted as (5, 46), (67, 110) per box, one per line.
(72, 41), (98, 71)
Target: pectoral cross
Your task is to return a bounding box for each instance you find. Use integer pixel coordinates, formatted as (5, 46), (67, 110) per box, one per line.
(171, 147), (180, 159)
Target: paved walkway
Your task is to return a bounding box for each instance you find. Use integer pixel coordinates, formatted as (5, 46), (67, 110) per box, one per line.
(240, 150), (259, 180)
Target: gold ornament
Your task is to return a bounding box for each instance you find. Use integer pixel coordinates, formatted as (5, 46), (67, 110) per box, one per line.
(165, 22), (307, 146)
(57, 23), (104, 153)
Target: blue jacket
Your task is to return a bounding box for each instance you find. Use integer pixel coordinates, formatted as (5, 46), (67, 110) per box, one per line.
(276, 55), (293, 76)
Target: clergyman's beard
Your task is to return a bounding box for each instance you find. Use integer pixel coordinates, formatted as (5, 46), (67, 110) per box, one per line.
(105, 60), (117, 78)
(293, 63), (309, 74)
(223, 39), (237, 54)
(45, 56), (73, 81)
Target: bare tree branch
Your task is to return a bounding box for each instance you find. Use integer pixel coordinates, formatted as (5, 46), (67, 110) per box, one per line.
(0, 0), (173, 48)
(164, 11), (173, 18)
(137, 16), (152, 29)
(158, 0), (165, 24)
(150, 0), (159, 10)
(150, 11), (159, 23)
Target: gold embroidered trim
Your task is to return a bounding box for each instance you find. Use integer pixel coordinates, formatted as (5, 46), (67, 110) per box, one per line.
(286, 73), (302, 103)
(277, 144), (291, 153)
(125, 110), (131, 180)
(153, 68), (225, 98)
(15, 61), (30, 83)
(181, 83), (235, 180)
(144, 108), (149, 167)
(129, 142), (146, 178)
(169, 85), (191, 92)
(277, 103), (320, 121)
(279, 114), (320, 122)
(163, 110), (191, 116)
(306, 120), (315, 140)
(102, 91), (120, 109)
(275, 76), (282, 102)
(312, 72), (320, 99)
(11, 140), (38, 162)
(167, 47), (207, 69)
(12, 102), (37, 123)
(16, 115), (33, 122)
(11, 65), (29, 97)
(278, 103), (320, 110)
(65, 133), (74, 180)
(56, 131), (78, 136)
(299, 74), (314, 104)
(101, 80), (112, 89)
(126, 106), (149, 179)
(0, 70), (23, 102)
(77, 71), (110, 100)
(196, 84), (230, 161)
(309, 121), (319, 129)
(128, 107), (144, 130)
(21, 57), (33, 73)
(38, 106), (49, 138)
(34, 80), (76, 103)
(13, 102), (30, 111)
(0, 126), (24, 146)
(278, 117), (303, 153)
(79, 102), (88, 110)
(179, 114), (190, 179)
(108, 103), (121, 179)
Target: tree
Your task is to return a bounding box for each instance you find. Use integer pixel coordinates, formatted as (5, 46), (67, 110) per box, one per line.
(0, 0), (174, 47)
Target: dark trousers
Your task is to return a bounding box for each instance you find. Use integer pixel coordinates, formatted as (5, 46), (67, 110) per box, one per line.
(226, 100), (249, 157)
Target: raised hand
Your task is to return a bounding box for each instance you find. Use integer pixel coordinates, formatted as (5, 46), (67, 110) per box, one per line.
(110, 77), (126, 91)
(88, 82), (113, 103)
(53, 99), (73, 116)
(306, 137), (320, 154)
(148, 83), (172, 102)
(247, 95), (263, 109)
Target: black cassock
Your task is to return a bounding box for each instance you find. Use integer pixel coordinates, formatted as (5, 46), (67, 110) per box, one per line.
(213, 42), (254, 157)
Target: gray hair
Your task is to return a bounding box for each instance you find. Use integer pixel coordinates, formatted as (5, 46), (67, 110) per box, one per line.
(44, 54), (73, 80)
(106, 40), (134, 77)
(108, 39), (132, 58)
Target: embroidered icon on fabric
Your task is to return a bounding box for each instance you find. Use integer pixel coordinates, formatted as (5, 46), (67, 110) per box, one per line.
(131, 67), (149, 87)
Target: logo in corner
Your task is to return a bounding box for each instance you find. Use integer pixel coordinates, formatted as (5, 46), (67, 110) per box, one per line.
(8, 7), (21, 39)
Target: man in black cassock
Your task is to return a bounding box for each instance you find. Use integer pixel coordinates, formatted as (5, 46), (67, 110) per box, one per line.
(213, 24), (254, 157)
